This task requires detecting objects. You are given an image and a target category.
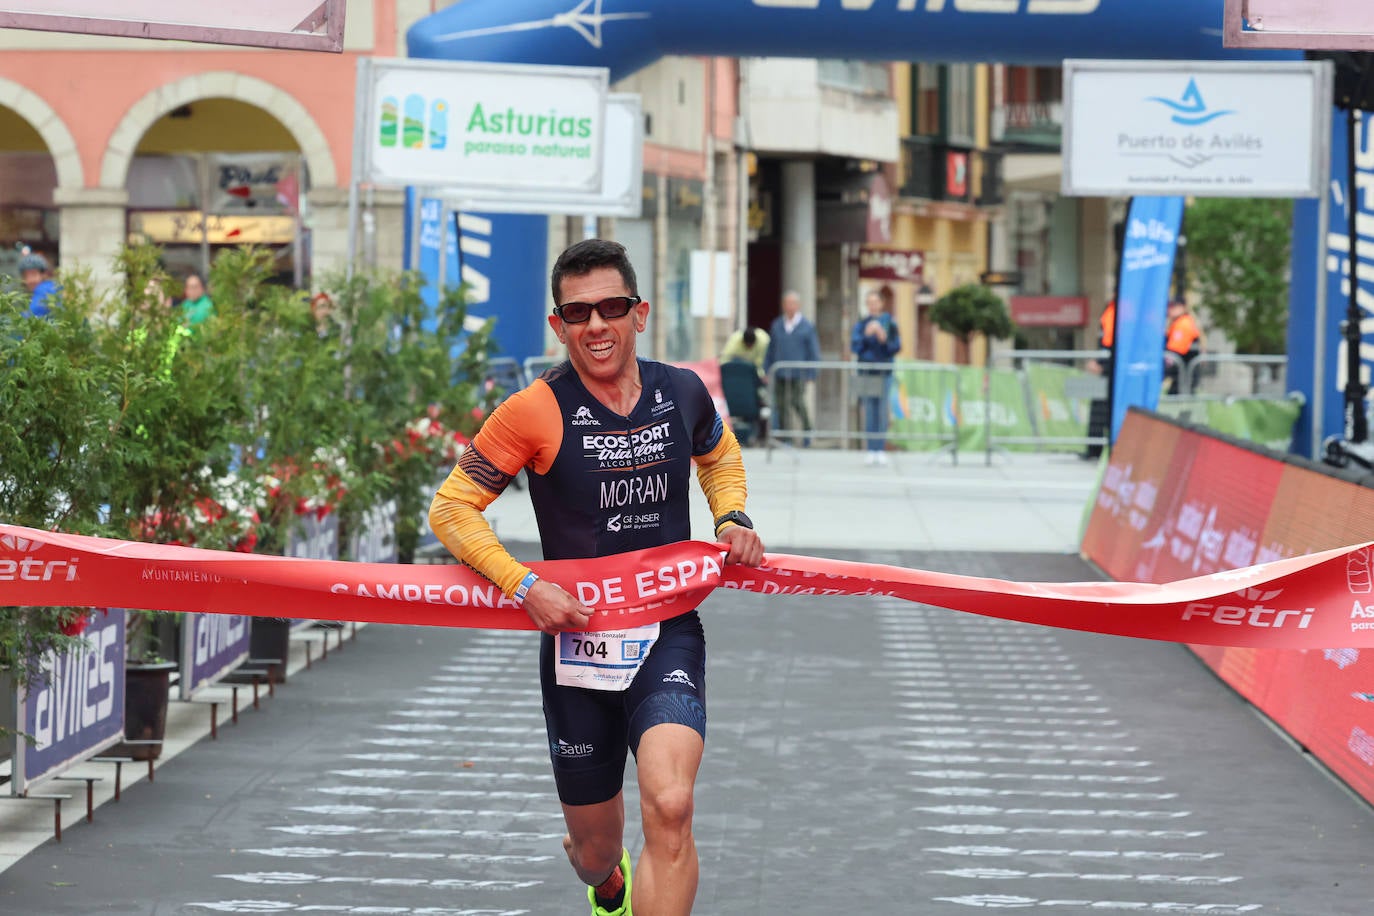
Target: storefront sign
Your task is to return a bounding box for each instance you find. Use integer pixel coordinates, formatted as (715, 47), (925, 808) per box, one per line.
(1063, 60), (1331, 198)
(1010, 295), (1089, 327)
(359, 57), (608, 195)
(179, 613), (250, 701)
(207, 153), (300, 215)
(945, 150), (970, 200)
(128, 211), (296, 245)
(858, 247), (925, 283)
(866, 171), (893, 244)
(14, 610), (125, 795)
(669, 178), (704, 221)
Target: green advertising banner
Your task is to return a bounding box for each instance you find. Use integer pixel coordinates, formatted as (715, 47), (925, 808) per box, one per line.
(1023, 362), (1094, 450)
(888, 366), (960, 451)
(955, 366), (1038, 452)
(1156, 397), (1302, 452)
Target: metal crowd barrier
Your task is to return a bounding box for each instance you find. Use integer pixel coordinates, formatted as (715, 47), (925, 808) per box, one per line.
(991, 349), (1110, 461)
(764, 359), (963, 462)
(1164, 352), (1288, 400)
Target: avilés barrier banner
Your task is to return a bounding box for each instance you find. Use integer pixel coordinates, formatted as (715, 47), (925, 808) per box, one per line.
(1083, 408), (1374, 804)
(179, 613), (249, 701)
(5, 523), (1374, 651)
(12, 609), (125, 795)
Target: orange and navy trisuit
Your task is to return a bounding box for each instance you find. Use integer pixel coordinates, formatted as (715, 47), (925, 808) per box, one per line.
(430, 358), (748, 805)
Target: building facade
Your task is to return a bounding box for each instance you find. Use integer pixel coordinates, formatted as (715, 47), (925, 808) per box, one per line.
(0, 4), (1126, 373)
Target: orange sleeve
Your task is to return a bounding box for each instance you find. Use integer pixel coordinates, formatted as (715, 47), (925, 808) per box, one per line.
(428, 382), (563, 597)
(694, 422), (749, 534)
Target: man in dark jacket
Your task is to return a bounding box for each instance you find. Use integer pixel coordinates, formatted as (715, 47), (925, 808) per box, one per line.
(764, 290), (821, 446)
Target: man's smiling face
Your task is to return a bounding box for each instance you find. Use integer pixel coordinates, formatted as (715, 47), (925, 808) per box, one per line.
(550, 266), (650, 388)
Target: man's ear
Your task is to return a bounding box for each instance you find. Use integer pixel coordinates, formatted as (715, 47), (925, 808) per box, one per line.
(547, 313), (565, 343)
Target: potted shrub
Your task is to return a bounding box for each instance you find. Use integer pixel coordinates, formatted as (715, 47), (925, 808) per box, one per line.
(0, 272), (126, 746)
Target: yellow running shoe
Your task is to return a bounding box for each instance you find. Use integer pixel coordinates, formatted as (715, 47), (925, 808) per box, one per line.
(587, 847), (633, 916)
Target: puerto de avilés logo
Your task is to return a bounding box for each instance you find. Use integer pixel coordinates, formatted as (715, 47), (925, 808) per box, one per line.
(1146, 78), (1235, 127)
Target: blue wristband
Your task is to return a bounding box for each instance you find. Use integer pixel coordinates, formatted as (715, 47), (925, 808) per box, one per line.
(514, 571), (539, 603)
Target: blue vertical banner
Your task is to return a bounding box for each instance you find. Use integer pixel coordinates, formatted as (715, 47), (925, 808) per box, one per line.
(1289, 108), (1373, 455)
(403, 188), (461, 333)
(1111, 195), (1186, 442)
(404, 193), (548, 365)
(454, 211), (548, 365)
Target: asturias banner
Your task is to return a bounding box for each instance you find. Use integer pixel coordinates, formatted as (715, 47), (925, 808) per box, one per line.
(1111, 195), (1185, 442)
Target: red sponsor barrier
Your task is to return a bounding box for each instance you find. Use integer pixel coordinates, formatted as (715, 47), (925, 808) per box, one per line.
(1083, 409), (1374, 803)
(6, 522), (1374, 649)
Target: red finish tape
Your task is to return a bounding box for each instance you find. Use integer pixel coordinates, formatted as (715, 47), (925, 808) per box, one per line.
(4, 524), (1374, 649)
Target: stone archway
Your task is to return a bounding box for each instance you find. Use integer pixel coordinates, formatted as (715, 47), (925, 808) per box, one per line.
(0, 77), (83, 189)
(99, 71), (336, 189)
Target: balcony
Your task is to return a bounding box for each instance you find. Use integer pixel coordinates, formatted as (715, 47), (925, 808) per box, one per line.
(991, 100), (1063, 150)
(899, 136), (1004, 208)
(744, 58), (900, 163)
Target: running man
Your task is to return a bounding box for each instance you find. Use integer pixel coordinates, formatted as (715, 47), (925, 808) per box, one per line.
(429, 238), (765, 916)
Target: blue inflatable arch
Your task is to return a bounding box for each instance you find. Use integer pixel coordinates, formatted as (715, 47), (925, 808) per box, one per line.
(409, 0), (1280, 81)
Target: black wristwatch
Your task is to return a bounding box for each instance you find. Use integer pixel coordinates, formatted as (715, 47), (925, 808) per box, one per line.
(714, 510), (753, 535)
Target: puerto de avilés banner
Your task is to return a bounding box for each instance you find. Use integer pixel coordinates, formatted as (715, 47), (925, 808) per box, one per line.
(5, 525), (1374, 650)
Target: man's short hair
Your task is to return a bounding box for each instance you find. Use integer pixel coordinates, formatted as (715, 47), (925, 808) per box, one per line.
(551, 239), (638, 304)
(742, 327), (757, 348)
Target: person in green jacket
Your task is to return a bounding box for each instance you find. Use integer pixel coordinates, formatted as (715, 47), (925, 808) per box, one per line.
(180, 271), (214, 327)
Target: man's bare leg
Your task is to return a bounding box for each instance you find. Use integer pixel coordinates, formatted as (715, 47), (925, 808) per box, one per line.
(562, 792), (626, 890)
(631, 723), (704, 916)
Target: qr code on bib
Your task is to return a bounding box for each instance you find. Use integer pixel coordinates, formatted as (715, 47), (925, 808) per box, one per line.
(622, 640), (652, 661)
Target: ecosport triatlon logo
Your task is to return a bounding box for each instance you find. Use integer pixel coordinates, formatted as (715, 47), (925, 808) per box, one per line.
(1147, 78), (1235, 127)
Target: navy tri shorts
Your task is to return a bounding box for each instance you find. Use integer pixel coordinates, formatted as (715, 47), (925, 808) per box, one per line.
(539, 610), (707, 807)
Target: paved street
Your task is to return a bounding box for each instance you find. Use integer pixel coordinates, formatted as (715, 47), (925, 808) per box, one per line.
(3, 540), (1372, 914)
(3, 451), (1373, 913)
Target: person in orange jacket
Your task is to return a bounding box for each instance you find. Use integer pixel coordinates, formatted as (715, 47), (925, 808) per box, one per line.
(1164, 300), (1204, 394)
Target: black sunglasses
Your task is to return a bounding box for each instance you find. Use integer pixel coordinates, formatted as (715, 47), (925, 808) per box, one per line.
(554, 295), (641, 324)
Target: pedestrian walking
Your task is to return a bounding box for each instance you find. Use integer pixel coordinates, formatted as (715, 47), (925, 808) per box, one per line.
(430, 238), (765, 916)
